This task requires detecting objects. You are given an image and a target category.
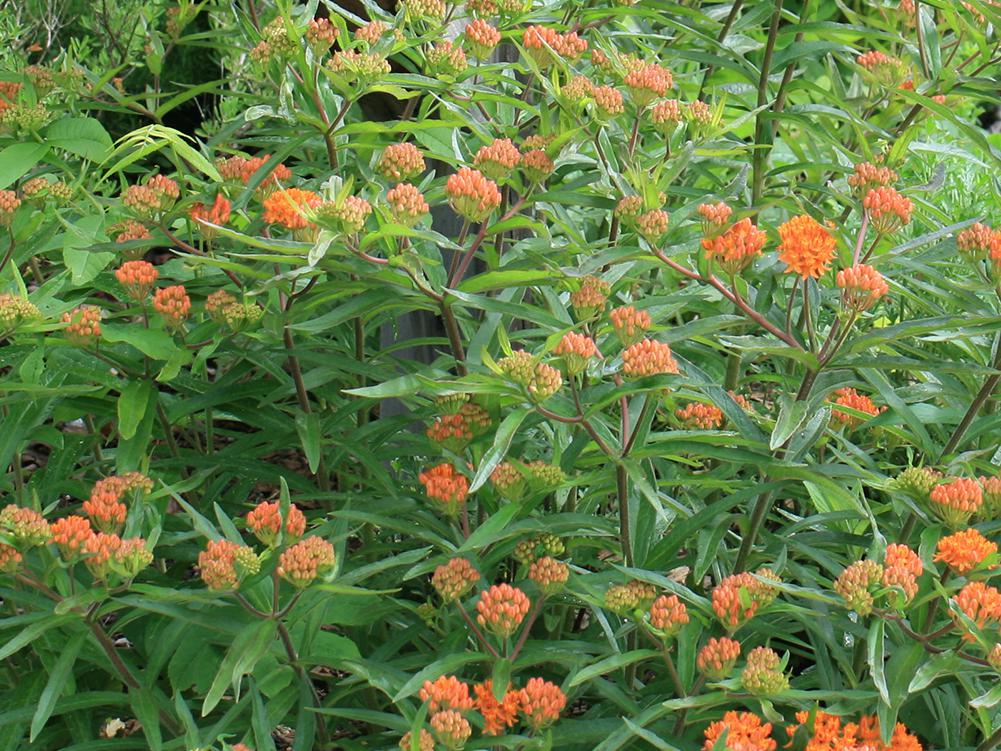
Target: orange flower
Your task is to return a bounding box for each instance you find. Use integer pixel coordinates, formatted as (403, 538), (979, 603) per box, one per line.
(570, 276), (610, 319)
(62, 306), (102, 345)
(399, 729), (434, 751)
(648, 594), (689, 637)
(610, 305), (651, 347)
(386, 183), (429, 226)
(651, 99), (682, 134)
(835, 559), (883, 616)
(474, 138), (521, 182)
(198, 539), (260, 590)
(930, 477), (983, 528)
(830, 387), (884, 430)
(778, 214), (837, 279)
(593, 85), (624, 115)
(432, 558), (480, 602)
(624, 63), (673, 107)
(954, 580), (1001, 631)
(419, 463), (469, 516)
(0, 505), (51, 548)
(217, 154), (291, 192)
(115, 260), (159, 301)
(189, 194), (231, 230)
(703, 711), (776, 751)
(83, 476), (133, 533)
(426, 403), (491, 451)
(497, 350), (563, 401)
(378, 143), (426, 182)
(696, 637), (741, 680)
(785, 711), (922, 751)
(246, 500), (307, 546)
(0, 544), (21, 573)
(153, 285), (191, 328)
(982, 475), (1001, 518)
(123, 175), (179, 219)
(555, 331), (598, 375)
(277, 536), (335, 587)
(476, 583), (530, 638)
(935, 528), (998, 575)
(473, 680), (520, 735)
(50, 515), (94, 560)
(636, 209), (669, 243)
(429, 710), (471, 748)
(741, 646), (788, 696)
(622, 339), (679, 377)
(711, 569), (779, 629)
(114, 220), (152, 247)
(837, 264), (889, 311)
(262, 188), (322, 232)
(419, 675), (475, 713)
(864, 186), (912, 234)
(883, 543), (922, 606)
(858, 50), (891, 69)
(698, 202), (733, 235)
(957, 222), (1001, 261)
(0, 190), (20, 226)
(445, 167), (501, 222)
(847, 162), (898, 195)
(676, 402), (724, 430)
(517, 677), (566, 731)
(465, 19), (501, 59)
(528, 556), (569, 596)
(702, 217), (766, 275)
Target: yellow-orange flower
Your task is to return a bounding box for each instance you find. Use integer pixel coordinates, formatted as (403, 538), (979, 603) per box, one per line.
(935, 528), (997, 575)
(778, 214), (837, 279)
(837, 264), (889, 311)
(622, 339), (679, 377)
(262, 188), (322, 231)
(473, 680), (520, 735)
(702, 217), (766, 275)
(703, 711), (776, 751)
(830, 387), (884, 430)
(445, 167), (501, 222)
(954, 580), (1001, 632)
(676, 402), (724, 430)
(930, 477), (983, 528)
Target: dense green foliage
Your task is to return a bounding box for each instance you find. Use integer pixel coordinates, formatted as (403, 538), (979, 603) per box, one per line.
(1, 1), (1001, 750)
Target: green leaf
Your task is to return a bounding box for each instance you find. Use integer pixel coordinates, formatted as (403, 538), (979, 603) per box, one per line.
(0, 615), (75, 661)
(29, 632), (85, 742)
(569, 651), (658, 687)
(295, 411), (321, 474)
(202, 620), (277, 716)
(101, 324), (183, 361)
(469, 408), (529, 492)
(491, 659), (512, 701)
(129, 687), (163, 751)
(45, 117), (113, 161)
(118, 380), (155, 441)
(770, 395), (810, 450)
(0, 143), (49, 190)
(867, 619), (889, 706)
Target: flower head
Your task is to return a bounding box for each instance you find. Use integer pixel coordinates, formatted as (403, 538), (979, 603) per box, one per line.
(741, 647), (788, 696)
(931, 478), (983, 528)
(83, 478), (128, 533)
(277, 536), (335, 588)
(446, 167), (501, 222)
(122, 175), (179, 220)
(217, 154), (291, 193)
(848, 161), (898, 195)
(982, 475), (1001, 519)
(676, 402), (724, 430)
(420, 464), (470, 516)
(419, 675), (475, 713)
(954, 580), (1001, 632)
(430, 709), (471, 749)
(315, 195), (373, 235)
(622, 339), (679, 378)
(555, 331), (598, 375)
(624, 63), (673, 107)
(153, 285), (191, 329)
(711, 569), (779, 629)
(0, 190), (20, 226)
(830, 387), (884, 430)
(883, 543), (922, 606)
(704, 711), (776, 751)
(498, 350), (563, 401)
(432, 558), (480, 602)
(490, 462), (527, 501)
(198, 539), (260, 590)
(837, 264), (889, 311)
(476, 583), (530, 638)
(189, 194), (232, 235)
(426, 403), (491, 451)
(570, 276), (610, 320)
(857, 51), (908, 86)
(702, 217), (766, 275)
(0, 294), (41, 331)
(636, 209), (669, 243)
(778, 214), (837, 279)
(387, 183), (429, 226)
(517, 678), (566, 731)
(115, 260), (159, 301)
(864, 186), (912, 235)
(593, 85), (624, 116)
(378, 143), (426, 182)
(327, 50), (392, 84)
(465, 19), (501, 59)
(522, 149), (555, 183)
(62, 306), (102, 345)
(246, 501), (307, 547)
(399, 729), (434, 751)
(262, 188), (322, 234)
(474, 680), (520, 735)
(50, 515), (94, 561)
(0, 505), (51, 548)
(0, 545), (21, 573)
(528, 556), (569, 596)
(427, 41), (468, 77)
(935, 529), (998, 575)
(651, 99), (682, 134)
(834, 559), (884, 615)
(306, 18), (339, 53)
(648, 594), (689, 638)
(957, 222), (1001, 262)
(697, 637), (741, 680)
(474, 138), (521, 182)
(610, 305), (651, 347)
(895, 465), (942, 502)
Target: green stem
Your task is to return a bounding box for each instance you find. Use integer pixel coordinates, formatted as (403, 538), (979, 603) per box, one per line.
(751, 0), (785, 207)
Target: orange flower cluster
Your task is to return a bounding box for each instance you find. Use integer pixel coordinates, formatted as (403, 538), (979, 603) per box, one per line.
(0, 544), (21, 573)
(386, 183), (429, 226)
(0, 505), (51, 548)
(836, 544), (921, 614)
(610, 305), (651, 347)
(445, 167), (501, 222)
(50, 515), (94, 560)
(522, 26), (587, 65)
(651, 99), (682, 133)
(420, 675), (475, 713)
(189, 194), (232, 231)
(198, 539), (260, 590)
(687, 100), (713, 128)
(676, 402), (724, 430)
(0, 190), (20, 226)
(84, 533), (153, 580)
(399, 729), (434, 751)
(778, 214), (837, 279)
(741, 646), (788, 695)
(115, 260), (159, 301)
(491, 461), (527, 501)
(378, 143), (426, 182)
(432, 557), (480, 602)
(648, 594), (689, 637)
(465, 19), (501, 59)
(429, 709), (471, 748)
(474, 138), (521, 182)
(153, 285), (191, 328)
(711, 569), (779, 629)
(306, 18), (339, 53)
(427, 41), (468, 76)
(593, 85), (625, 115)
(328, 50), (392, 82)
(703, 711), (776, 751)
(498, 350), (563, 401)
(930, 477), (983, 528)
(355, 21), (388, 46)
(830, 387), (884, 430)
(474, 680), (521, 735)
(835, 559), (884, 615)
(954, 580), (1001, 632)
(883, 543), (922, 606)
(785, 711), (923, 751)
(935, 528), (997, 575)
(858, 51), (891, 69)
(982, 475), (1001, 517)
(864, 186), (912, 234)
(83, 473), (151, 533)
(555, 331), (598, 375)
(571, 275), (610, 319)
(426, 402), (491, 450)
(122, 174), (179, 219)
(635, 209), (669, 243)
(702, 217), (767, 275)
(957, 222), (1001, 261)
(605, 579), (657, 613)
(622, 339), (679, 377)
(837, 264), (889, 312)
(528, 556), (570, 596)
(277, 536), (335, 587)
(476, 583), (531, 637)
(262, 188), (322, 232)
(217, 154), (292, 192)
(114, 220), (152, 248)
(246, 500), (307, 546)
(62, 306), (102, 345)
(316, 195), (372, 235)
(698, 201), (733, 235)
(522, 149), (555, 182)
(847, 161), (899, 195)
(518, 677), (566, 731)
(624, 63), (673, 107)
(419, 463), (470, 515)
